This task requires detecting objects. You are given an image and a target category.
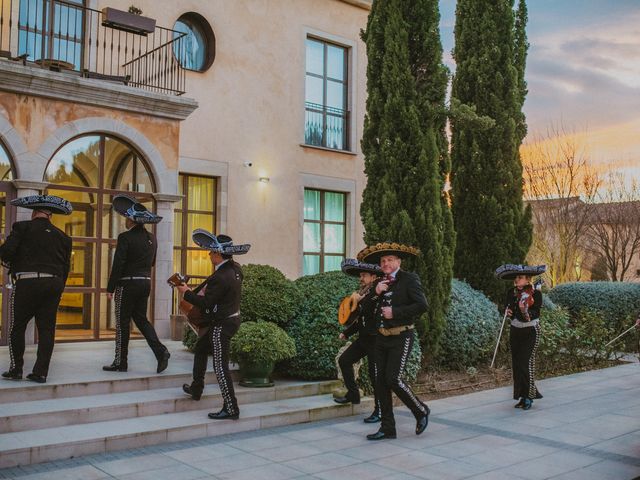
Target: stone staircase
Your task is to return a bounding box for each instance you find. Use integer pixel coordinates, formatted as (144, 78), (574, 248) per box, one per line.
(0, 342), (373, 468)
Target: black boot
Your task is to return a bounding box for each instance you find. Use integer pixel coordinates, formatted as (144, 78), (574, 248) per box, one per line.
(182, 383), (202, 401)
(103, 363), (127, 372)
(415, 406), (430, 435)
(208, 409), (239, 420)
(333, 393), (360, 405)
(157, 350), (170, 374)
(514, 398), (525, 408)
(363, 412), (381, 423)
(26, 373), (46, 384)
(366, 429), (396, 441)
(1, 369), (23, 380)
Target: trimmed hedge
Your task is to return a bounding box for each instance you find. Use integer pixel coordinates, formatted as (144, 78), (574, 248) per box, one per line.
(240, 264), (303, 326)
(438, 280), (502, 370)
(230, 321), (296, 364)
(283, 271), (359, 379)
(549, 282), (639, 351)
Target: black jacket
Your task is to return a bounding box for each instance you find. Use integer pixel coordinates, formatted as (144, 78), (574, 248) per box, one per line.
(376, 270), (428, 328)
(343, 287), (378, 338)
(0, 218), (72, 281)
(107, 224), (157, 293)
(504, 287), (542, 322)
(183, 260), (243, 324)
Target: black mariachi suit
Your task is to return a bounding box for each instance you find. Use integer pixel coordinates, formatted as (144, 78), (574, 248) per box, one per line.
(0, 217), (71, 377)
(338, 287), (381, 415)
(505, 287), (543, 400)
(107, 224), (166, 368)
(184, 260), (243, 415)
(375, 270), (429, 435)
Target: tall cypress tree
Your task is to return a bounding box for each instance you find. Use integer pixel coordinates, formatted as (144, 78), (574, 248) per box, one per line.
(450, 0), (532, 301)
(360, 0), (453, 357)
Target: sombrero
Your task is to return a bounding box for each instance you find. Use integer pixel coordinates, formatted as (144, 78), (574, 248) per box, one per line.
(11, 195), (72, 215)
(495, 264), (546, 280)
(112, 195), (162, 224)
(341, 258), (383, 277)
(192, 229), (251, 255)
(357, 242), (420, 264)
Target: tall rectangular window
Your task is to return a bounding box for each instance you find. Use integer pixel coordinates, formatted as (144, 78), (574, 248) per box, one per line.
(173, 174), (217, 312)
(305, 37), (349, 151)
(18, 0), (85, 70)
(303, 188), (346, 275)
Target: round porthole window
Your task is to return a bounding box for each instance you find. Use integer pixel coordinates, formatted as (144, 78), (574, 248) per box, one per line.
(173, 12), (215, 72)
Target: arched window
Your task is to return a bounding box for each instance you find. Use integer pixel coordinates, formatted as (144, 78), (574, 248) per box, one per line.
(44, 134), (157, 341)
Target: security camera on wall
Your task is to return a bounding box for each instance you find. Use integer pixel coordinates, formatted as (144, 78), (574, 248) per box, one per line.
(243, 162), (253, 167)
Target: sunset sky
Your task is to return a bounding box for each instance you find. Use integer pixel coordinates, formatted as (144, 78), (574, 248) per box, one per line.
(439, 0), (640, 174)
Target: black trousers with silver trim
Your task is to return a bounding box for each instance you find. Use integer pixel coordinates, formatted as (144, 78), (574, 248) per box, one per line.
(338, 335), (381, 415)
(8, 277), (64, 377)
(191, 316), (241, 415)
(375, 329), (428, 435)
(510, 324), (541, 400)
(113, 279), (166, 367)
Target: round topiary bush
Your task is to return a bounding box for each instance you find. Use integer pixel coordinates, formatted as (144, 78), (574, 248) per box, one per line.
(240, 264), (303, 327)
(230, 321), (296, 365)
(437, 280), (502, 370)
(283, 271), (359, 379)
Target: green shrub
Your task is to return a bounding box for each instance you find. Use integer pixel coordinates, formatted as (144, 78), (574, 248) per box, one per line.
(183, 324), (197, 352)
(240, 264), (303, 326)
(549, 282), (639, 351)
(536, 306), (572, 374)
(283, 271), (359, 379)
(437, 280), (502, 370)
(230, 321), (296, 364)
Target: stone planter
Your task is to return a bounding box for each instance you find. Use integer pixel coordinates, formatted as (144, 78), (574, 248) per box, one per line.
(238, 359), (275, 388)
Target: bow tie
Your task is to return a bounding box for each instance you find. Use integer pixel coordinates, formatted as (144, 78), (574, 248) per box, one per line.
(384, 274), (396, 283)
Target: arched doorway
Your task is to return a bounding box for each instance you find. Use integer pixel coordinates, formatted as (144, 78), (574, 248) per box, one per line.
(44, 134), (157, 341)
(0, 141), (15, 346)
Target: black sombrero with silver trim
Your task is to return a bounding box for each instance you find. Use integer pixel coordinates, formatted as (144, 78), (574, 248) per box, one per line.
(495, 264), (546, 280)
(357, 242), (420, 265)
(11, 195), (72, 215)
(192, 229), (251, 255)
(112, 194), (162, 224)
(341, 258), (383, 277)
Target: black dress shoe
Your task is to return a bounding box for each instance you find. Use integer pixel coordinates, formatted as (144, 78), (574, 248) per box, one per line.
(363, 413), (381, 424)
(416, 406), (430, 435)
(333, 395), (360, 405)
(26, 373), (46, 384)
(103, 364), (127, 372)
(514, 398), (525, 408)
(1, 370), (22, 380)
(367, 430), (396, 441)
(157, 351), (170, 374)
(208, 409), (239, 420)
(182, 384), (202, 401)
(522, 398), (533, 410)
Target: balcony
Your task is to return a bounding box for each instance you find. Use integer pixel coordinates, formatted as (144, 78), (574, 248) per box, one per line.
(0, 0), (188, 96)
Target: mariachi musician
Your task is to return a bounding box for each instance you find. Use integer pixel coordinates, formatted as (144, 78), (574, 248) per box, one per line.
(496, 264), (546, 410)
(0, 195), (72, 384)
(358, 242), (430, 441)
(177, 229), (250, 420)
(334, 257), (382, 424)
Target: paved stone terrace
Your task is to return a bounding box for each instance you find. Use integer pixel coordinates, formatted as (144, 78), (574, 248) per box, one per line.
(0, 360), (637, 479)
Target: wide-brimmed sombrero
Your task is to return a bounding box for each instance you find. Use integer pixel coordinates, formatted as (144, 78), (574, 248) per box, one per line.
(11, 195), (72, 215)
(495, 264), (546, 280)
(341, 258), (383, 277)
(192, 229), (251, 255)
(357, 242), (420, 264)
(112, 195), (162, 224)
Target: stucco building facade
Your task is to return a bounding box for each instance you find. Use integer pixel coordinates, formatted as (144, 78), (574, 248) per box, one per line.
(0, 0), (370, 344)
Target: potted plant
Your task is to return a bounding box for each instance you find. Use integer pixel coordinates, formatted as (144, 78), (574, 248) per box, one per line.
(230, 321), (296, 387)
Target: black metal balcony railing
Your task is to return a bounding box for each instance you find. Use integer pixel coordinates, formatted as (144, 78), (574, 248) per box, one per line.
(0, 0), (188, 95)
(304, 101), (349, 151)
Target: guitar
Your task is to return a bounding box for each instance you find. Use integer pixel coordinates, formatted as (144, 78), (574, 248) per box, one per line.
(167, 273), (209, 334)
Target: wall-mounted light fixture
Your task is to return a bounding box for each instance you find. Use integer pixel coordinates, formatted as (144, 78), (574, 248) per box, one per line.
(259, 177), (270, 184)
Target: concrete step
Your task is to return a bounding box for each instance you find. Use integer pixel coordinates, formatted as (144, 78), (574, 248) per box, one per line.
(0, 370), (236, 403)
(0, 394), (375, 468)
(0, 380), (340, 433)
